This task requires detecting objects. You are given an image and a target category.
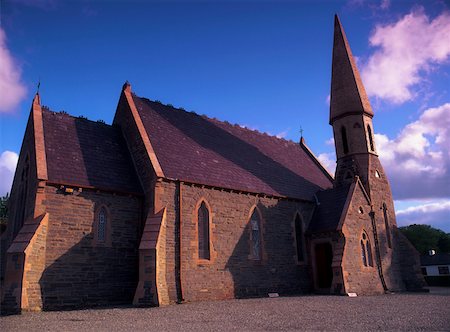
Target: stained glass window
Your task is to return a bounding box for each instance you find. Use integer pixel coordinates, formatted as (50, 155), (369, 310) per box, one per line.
(198, 202), (210, 260)
(250, 210), (261, 260)
(98, 208), (106, 242)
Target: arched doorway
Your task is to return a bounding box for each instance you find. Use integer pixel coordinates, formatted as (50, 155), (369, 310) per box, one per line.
(315, 242), (333, 289)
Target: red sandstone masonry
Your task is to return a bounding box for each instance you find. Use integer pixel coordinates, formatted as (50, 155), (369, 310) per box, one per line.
(154, 180), (315, 303)
(340, 182), (384, 295)
(40, 185), (142, 310)
(1, 214), (48, 313)
(1, 95), (46, 307)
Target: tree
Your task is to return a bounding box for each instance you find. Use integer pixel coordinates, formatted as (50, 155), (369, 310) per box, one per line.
(0, 193), (9, 234)
(399, 224), (450, 254)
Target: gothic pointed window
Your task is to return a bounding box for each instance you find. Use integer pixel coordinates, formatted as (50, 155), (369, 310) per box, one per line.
(250, 209), (262, 260)
(14, 155), (29, 238)
(366, 241), (373, 267)
(367, 125), (375, 151)
(361, 232), (373, 267)
(98, 207), (107, 242)
(341, 126), (349, 154)
(383, 203), (392, 249)
(198, 202), (210, 260)
(361, 240), (367, 267)
(294, 213), (304, 262)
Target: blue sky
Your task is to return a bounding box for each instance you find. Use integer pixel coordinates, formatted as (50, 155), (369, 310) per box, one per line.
(0, 0), (449, 231)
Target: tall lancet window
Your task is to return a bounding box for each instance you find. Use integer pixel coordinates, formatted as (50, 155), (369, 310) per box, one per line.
(98, 207), (107, 242)
(250, 209), (262, 260)
(14, 156), (30, 238)
(383, 203), (392, 249)
(198, 202), (210, 260)
(367, 125), (375, 151)
(361, 232), (373, 267)
(341, 126), (349, 154)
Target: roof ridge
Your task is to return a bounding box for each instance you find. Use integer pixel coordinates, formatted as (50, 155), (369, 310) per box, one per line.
(136, 94), (301, 147)
(41, 107), (111, 127)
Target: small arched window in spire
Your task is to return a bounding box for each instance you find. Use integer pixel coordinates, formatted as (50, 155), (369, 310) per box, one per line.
(198, 202), (210, 260)
(98, 207), (107, 242)
(341, 126), (349, 154)
(367, 125), (375, 151)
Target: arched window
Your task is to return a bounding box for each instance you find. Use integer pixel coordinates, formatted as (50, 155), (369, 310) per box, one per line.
(250, 209), (262, 260)
(367, 125), (375, 151)
(294, 213), (304, 262)
(198, 202), (210, 260)
(341, 126), (349, 154)
(383, 203), (392, 248)
(98, 207), (107, 242)
(361, 232), (373, 267)
(14, 156), (30, 238)
(360, 240), (367, 266)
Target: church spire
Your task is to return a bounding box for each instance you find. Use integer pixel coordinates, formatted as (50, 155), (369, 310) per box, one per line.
(330, 15), (373, 124)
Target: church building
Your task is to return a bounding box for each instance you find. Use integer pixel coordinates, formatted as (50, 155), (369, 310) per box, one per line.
(1, 16), (424, 314)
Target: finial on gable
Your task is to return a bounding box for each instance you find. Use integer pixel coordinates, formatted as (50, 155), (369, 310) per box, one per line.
(122, 81), (132, 93)
(33, 80), (41, 106)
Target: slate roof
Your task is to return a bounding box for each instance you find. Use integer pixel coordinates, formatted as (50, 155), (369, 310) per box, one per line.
(133, 95), (333, 200)
(330, 15), (373, 124)
(42, 108), (142, 194)
(307, 183), (351, 233)
(421, 253), (450, 266)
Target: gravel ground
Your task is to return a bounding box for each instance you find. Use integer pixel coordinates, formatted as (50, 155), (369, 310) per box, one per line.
(1, 291), (449, 331)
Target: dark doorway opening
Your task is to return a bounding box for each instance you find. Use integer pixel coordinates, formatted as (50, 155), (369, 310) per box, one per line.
(315, 242), (333, 289)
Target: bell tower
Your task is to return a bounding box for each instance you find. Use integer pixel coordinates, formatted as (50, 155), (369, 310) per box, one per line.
(329, 15), (410, 291)
(330, 15), (379, 191)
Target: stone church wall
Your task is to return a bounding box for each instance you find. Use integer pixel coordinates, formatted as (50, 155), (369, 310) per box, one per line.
(154, 180), (315, 303)
(341, 185), (384, 295)
(38, 185), (142, 310)
(366, 156), (405, 291)
(1, 111), (41, 295)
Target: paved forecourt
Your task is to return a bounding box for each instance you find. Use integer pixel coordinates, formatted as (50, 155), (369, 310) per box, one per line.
(2, 293), (449, 331)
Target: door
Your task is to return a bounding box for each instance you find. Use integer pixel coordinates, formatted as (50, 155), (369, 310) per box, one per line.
(315, 242), (333, 289)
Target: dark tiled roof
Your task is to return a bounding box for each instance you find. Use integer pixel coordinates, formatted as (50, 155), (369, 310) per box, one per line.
(133, 95), (332, 200)
(308, 184), (351, 233)
(330, 15), (373, 123)
(421, 253), (450, 266)
(42, 109), (142, 194)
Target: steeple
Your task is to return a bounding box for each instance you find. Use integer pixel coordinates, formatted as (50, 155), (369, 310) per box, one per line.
(330, 15), (373, 124)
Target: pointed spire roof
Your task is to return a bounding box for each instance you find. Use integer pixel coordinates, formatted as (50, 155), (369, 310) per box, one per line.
(330, 15), (373, 124)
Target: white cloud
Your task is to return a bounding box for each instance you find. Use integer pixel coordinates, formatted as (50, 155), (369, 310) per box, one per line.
(0, 151), (18, 196)
(361, 8), (450, 104)
(395, 199), (450, 232)
(0, 28), (27, 113)
(325, 94), (330, 106)
(275, 130), (289, 139)
(325, 137), (335, 146)
(317, 152), (336, 176)
(376, 103), (450, 199)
